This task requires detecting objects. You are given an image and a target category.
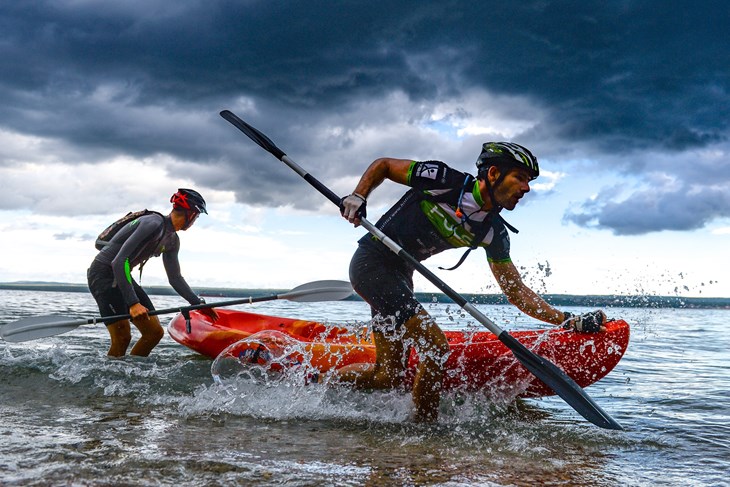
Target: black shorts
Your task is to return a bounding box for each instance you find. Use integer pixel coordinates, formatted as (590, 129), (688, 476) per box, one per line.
(87, 260), (154, 325)
(349, 240), (423, 332)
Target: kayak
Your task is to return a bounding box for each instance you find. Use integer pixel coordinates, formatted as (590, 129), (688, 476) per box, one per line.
(168, 309), (630, 397)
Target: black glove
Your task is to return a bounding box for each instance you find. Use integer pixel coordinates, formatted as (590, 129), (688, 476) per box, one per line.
(562, 310), (605, 333)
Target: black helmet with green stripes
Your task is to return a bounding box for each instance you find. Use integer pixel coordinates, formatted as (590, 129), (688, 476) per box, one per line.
(476, 142), (539, 180)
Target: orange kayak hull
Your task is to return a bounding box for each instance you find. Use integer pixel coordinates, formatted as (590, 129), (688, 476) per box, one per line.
(168, 309), (629, 397)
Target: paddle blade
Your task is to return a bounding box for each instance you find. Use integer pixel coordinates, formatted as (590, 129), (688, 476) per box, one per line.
(500, 332), (623, 430)
(279, 279), (353, 302)
(1, 314), (89, 343)
(220, 110), (286, 160)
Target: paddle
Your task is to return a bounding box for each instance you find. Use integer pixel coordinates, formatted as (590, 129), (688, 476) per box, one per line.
(1, 280), (353, 343)
(220, 109), (623, 430)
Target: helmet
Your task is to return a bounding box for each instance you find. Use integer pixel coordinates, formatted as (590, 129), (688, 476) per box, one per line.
(476, 142), (539, 180)
(170, 188), (207, 214)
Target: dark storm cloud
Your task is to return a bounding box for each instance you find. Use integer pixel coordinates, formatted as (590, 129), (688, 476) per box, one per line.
(0, 1), (728, 234)
(564, 182), (730, 235)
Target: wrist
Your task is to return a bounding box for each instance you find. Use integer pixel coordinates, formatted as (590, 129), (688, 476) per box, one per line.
(351, 192), (367, 202)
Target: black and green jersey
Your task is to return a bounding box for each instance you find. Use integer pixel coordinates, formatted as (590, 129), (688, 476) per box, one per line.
(360, 160), (511, 263)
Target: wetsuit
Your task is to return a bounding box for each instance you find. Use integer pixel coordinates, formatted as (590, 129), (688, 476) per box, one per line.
(350, 160), (511, 331)
(87, 213), (202, 324)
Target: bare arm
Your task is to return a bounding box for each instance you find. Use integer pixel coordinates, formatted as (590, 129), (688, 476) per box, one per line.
(489, 260), (566, 325)
(341, 158), (413, 225)
(352, 158), (413, 197)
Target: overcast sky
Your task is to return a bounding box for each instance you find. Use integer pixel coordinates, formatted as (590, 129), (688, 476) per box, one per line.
(1, 1), (728, 298)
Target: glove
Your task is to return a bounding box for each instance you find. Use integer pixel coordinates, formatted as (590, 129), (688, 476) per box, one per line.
(562, 310), (605, 333)
(196, 297), (219, 322)
(339, 192), (367, 223)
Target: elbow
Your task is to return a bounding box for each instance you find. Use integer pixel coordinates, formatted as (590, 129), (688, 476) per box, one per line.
(377, 158), (402, 182)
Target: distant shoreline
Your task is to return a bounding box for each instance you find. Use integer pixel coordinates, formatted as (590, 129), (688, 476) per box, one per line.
(1, 281), (729, 309)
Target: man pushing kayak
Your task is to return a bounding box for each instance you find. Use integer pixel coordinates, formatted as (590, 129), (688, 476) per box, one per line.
(336, 142), (606, 422)
(87, 189), (218, 357)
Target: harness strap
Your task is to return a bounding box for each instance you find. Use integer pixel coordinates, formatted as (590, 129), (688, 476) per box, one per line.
(137, 221), (167, 283)
(437, 209), (494, 271)
(430, 175), (519, 271)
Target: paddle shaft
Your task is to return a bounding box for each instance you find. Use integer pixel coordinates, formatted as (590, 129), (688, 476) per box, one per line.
(221, 110), (622, 430)
(280, 152), (505, 333)
(4, 295), (289, 338)
(2, 280), (353, 342)
(103, 293), (297, 325)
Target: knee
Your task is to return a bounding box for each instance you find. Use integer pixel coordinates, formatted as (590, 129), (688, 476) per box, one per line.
(135, 316), (164, 342)
(108, 322), (132, 345)
(145, 323), (165, 343)
(107, 323), (132, 356)
(422, 324), (449, 353)
(113, 333), (132, 352)
(432, 332), (450, 359)
(406, 318), (450, 361)
(373, 367), (405, 389)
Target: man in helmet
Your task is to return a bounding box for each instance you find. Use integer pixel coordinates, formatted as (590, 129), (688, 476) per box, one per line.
(337, 143), (606, 422)
(87, 189), (218, 357)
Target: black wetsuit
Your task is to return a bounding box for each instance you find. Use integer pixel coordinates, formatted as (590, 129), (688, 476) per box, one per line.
(350, 160), (511, 330)
(87, 213), (201, 323)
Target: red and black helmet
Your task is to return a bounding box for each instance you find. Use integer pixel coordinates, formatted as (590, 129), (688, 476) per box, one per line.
(170, 188), (207, 214)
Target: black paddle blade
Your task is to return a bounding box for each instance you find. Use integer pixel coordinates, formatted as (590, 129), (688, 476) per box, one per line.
(500, 332), (623, 430)
(220, 110), (286, 160)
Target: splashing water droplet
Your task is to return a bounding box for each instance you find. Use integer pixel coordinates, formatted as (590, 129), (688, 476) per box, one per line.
(211, 330), (309, 385)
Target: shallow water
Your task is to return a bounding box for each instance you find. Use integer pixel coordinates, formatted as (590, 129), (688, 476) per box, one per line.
(1, 290), (728, 486)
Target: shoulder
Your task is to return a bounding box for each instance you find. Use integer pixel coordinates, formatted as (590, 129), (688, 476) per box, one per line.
(483, 217), (511, 260)
(408, 160), (469, 189)
(139, 212), (165, 224)
(128, 212), (163, 232)
(162, 227), (180, 251)
(132, 213), (168, 241)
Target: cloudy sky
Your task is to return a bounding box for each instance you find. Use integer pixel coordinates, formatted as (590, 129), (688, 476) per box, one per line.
(1, 1), (728, 298)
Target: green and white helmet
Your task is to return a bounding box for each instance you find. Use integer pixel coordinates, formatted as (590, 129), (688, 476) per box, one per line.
(476, 142), (539, 180)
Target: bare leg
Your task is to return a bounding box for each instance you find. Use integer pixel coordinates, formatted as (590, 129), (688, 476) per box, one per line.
(106, 319), (132, 357)
(335, 330), (407, 389)
(402, 311), (450, 422)
(333, 310), (449, 422)
(129, 315), (164, 357)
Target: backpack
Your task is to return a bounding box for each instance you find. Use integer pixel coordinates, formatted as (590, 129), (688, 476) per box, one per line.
(95, 209), (165, 250)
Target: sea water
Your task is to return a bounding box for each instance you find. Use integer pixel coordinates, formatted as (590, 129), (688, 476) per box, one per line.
(1, 289), (728, 486)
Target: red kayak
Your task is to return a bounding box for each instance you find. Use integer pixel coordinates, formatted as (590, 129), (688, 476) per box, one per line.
(168, 309), (629, 397)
